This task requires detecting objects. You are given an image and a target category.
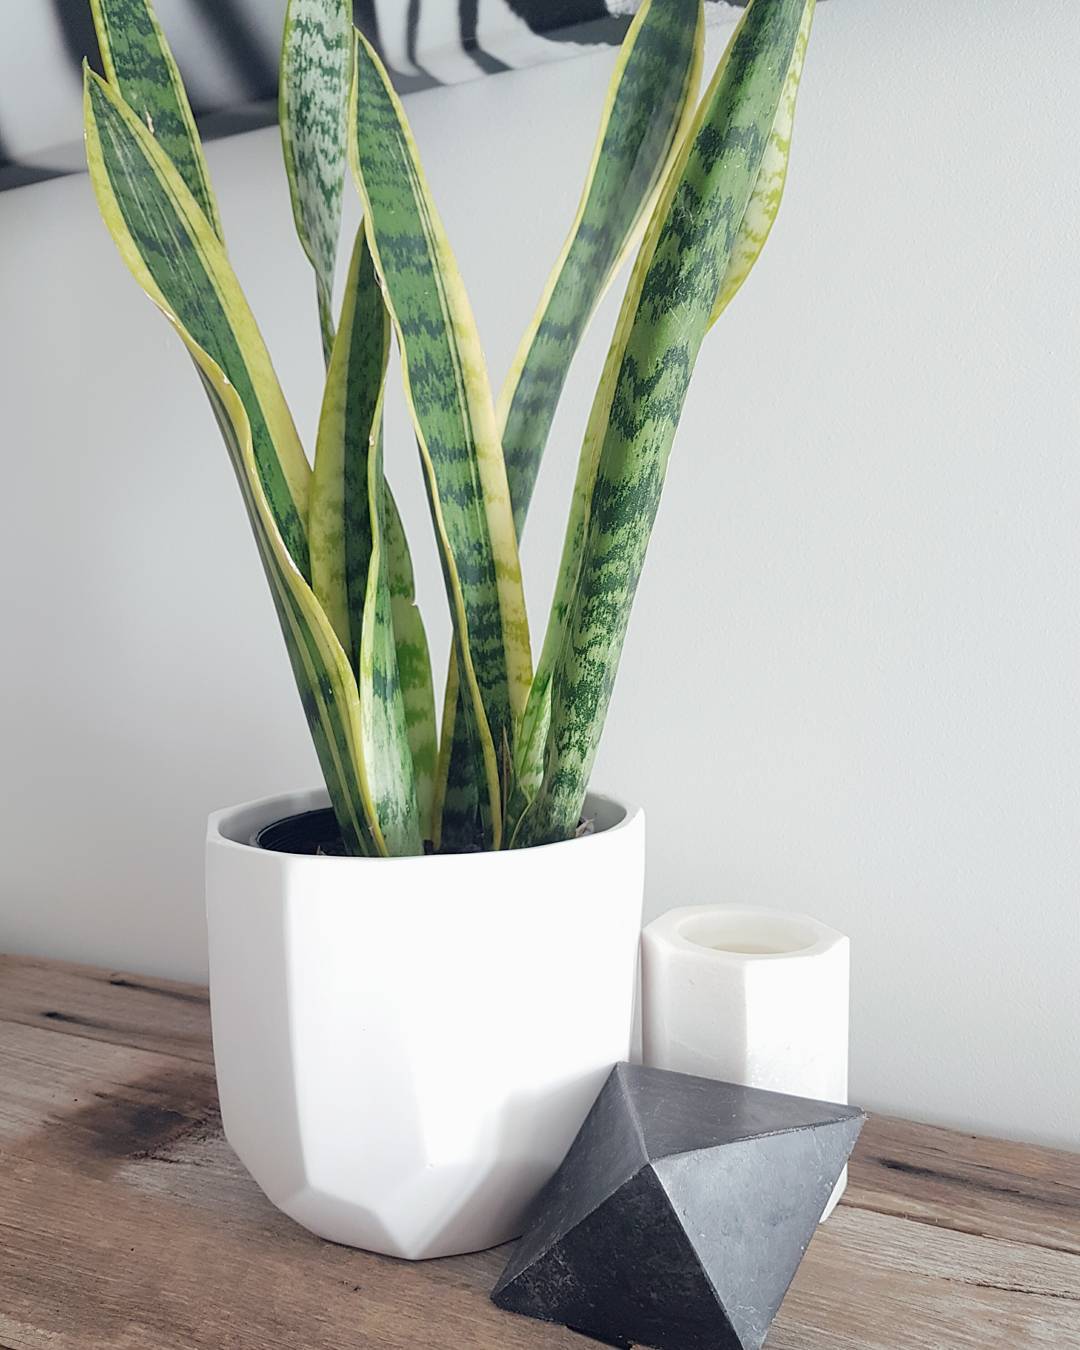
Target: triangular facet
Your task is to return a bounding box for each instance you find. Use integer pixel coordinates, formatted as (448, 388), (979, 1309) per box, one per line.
(653, 1115), (864, 1350)
(618, 1062), (864, 1161)
(493, 1065), (865, 1350)
(492, 1065), (648, 1298)
(493, 1163), (740, 1350)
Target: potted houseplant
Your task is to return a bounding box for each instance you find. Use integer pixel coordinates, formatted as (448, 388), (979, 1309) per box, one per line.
(84, 0), (815, 1258)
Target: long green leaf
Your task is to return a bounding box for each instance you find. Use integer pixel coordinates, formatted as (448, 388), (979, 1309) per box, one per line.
(89, 0), (223, 240)
(310, 225), (388, 660)
(198, 362), (379, 857)
(514, 0), (797, 807)
(281, 1), (434, 833)
(200, 367), (377, 856)
(358, 427), (423, 855)
(498, 0), (704, 533)
(84, 69), (312, 581)
(430, 659), (481, 852)
(433, 0), (704, 851)
(514, 0), (815, 847)
(383, 490), (438, 843)
(280, 0), (352, 362)
(710, 0), (813, 326)
(310, 226), (422, 854)
(85, 67), (383, 856)
(350, 31), (532, 851)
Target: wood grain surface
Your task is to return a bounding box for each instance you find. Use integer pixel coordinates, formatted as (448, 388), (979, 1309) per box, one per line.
(1, 954), (1077, 1349)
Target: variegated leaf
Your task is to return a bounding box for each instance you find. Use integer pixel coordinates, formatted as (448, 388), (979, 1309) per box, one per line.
(85, 67), (386, 856)
(498, 0), (704, 533)
(280, 0), (352, 362)
(430, 659), (483, 853)
(199, 362), (379, 857)
(435, 0), (704, 850)
(89, 0), (223, 240)
(84, 69), (311, 580)
(283, 2), (433, 837)
(358, 429), (424, 856)
(514, 0), (815, 847)
(709, 0), (814, 325)
(350, 31), (532, 850)
(310, 225), (388, 659)
(310, 226), (422, 854)
(383, 490), (438, 843)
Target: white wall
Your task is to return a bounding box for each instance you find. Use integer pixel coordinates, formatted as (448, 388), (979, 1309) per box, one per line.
(2, 0), (1078, 1150)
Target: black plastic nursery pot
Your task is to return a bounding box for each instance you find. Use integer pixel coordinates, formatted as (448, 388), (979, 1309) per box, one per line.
(255, 806), (594, 856)
(254, 808), (347, 856)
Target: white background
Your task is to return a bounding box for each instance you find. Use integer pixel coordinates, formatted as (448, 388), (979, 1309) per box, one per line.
(2, 0), (1078, 1148)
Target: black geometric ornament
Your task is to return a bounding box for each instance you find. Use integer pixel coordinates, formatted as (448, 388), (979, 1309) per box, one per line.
(492, 1063), (865, 1350)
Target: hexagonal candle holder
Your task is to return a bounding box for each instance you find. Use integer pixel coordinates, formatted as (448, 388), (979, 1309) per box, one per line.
(641, 906), (851, 1220)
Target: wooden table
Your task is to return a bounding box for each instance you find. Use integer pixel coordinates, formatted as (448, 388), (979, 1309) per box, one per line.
(0, 955), (1077, 1349)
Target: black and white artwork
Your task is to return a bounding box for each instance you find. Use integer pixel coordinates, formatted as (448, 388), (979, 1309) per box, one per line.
(361, 0), (742, 89)
(0, 0), (742, 190)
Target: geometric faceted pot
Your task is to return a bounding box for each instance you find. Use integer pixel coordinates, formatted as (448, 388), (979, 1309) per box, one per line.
(205, 788), (644, 1259)
(641, 905), (850, 1220)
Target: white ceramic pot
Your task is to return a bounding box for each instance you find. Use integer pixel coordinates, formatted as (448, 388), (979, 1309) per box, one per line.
(206, 787), (644, 1260)
(640, 905), (850, 1219)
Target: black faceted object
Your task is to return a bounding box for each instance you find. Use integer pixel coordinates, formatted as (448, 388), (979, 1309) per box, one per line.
(492, 1063), (865, 1350)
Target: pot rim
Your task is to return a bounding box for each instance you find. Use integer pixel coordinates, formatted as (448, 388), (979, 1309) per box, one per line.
(208, 786), (642, 863)
(645, 904), (847, 963)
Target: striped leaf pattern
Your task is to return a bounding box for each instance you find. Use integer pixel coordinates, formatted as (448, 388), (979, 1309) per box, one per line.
(200, 367), (378, 857)
(350, 31), (532, 851)
(310, 226), (389, 661)
(89, 0), (223, 240)
(433, 0), (703, 849)
(84, 71), (312, 581)
(358, 429), (424, 856)
(431, 660), (482, 853)
(280, 0), (353, 362)
(383, 490), (438, 843)
(84, 0), (819, 861)
(498, 0), (704, 533)
(85, 68), (384, 856)
(514, 0), (808, 805)
(283, 1), (436, 838)
(310, 226), (422, 855)
(710, 0), (814, 326)
(514, 0), (814, 847)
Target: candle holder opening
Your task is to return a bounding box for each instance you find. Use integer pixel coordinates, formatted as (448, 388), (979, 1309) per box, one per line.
(677, 910), (821, 957)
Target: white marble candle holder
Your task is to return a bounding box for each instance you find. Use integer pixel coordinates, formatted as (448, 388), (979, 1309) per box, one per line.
(641, 905), (851, 1220)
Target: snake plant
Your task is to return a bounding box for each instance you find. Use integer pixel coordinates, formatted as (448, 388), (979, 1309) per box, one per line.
(84, 0), (815, 855)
